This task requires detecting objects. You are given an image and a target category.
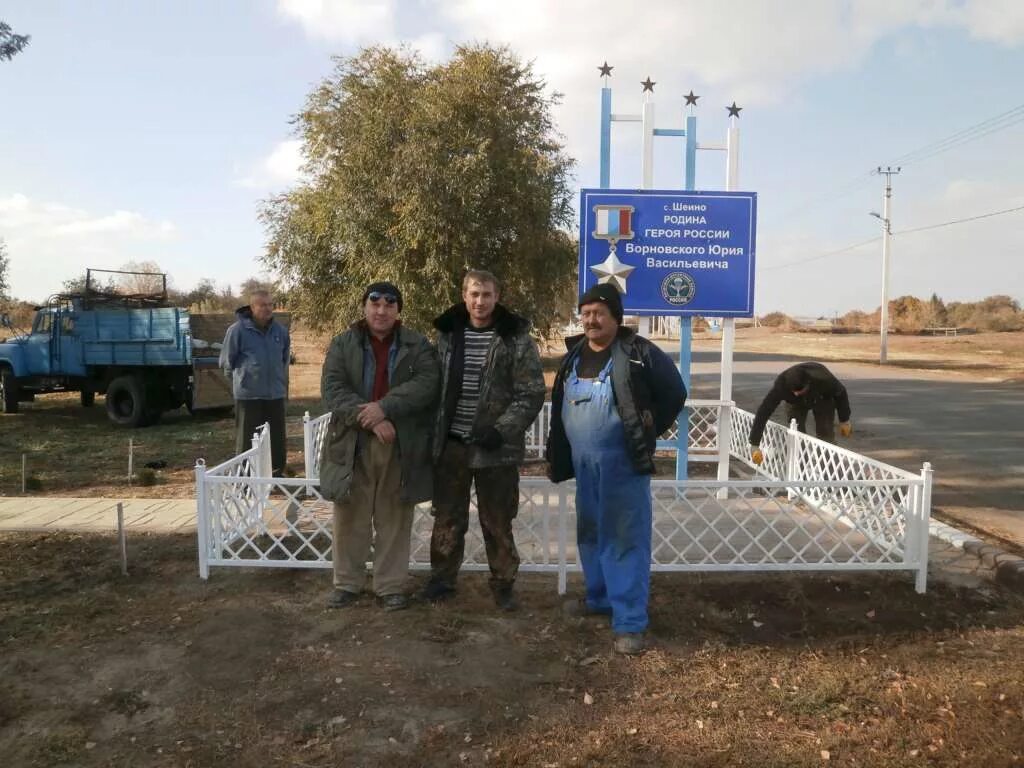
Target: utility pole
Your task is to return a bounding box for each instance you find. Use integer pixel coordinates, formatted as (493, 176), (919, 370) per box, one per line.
(873, 166), (901, 364)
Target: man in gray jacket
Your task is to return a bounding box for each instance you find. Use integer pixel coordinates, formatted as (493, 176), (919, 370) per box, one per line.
(220, 290), (290, 476)
(421, 270), (546, 611)
(319, 282), (440, 610)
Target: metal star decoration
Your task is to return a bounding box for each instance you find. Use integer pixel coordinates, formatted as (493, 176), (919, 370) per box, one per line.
(641, 77), (656, 92)
(684, 90), (699, 106)
(590, 251), (635, 293)
(598, 61), (613, 77)
(727, 101), (742, 118)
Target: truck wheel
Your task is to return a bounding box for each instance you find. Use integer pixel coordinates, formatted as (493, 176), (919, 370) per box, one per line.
(105, 375), (147, 427)
(81, 390), (96, 407)
(0, 368), (19, 414)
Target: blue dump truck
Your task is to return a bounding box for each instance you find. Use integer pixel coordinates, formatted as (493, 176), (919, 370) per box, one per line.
(0, 269), (236, 426)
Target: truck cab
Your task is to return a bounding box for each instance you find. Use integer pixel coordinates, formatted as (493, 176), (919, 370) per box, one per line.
(0, 299), (89, 411)
(21, 302), (87, 378)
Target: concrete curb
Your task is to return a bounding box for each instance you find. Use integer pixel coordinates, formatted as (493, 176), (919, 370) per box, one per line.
(929, 519), (1024, 590)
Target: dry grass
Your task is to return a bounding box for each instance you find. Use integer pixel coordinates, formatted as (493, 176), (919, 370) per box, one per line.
(693, 328), (1024, 381)
(0, 329), (330, 497)
(3, 325), (1020, 498)
(1, 531), (1022, 767)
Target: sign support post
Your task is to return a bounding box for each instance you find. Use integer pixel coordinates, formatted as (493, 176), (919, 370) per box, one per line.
(589, 71), (752, 484)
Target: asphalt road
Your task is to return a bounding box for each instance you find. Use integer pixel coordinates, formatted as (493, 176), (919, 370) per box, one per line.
(683, 349), (1024, 549)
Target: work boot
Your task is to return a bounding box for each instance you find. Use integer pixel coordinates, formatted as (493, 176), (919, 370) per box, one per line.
(326, 589), (359, 609)
(493, 585), (518, 613)
(420, 580), (456, 604)
(379, 593), (409, 612)
(613, 633), (646, 655)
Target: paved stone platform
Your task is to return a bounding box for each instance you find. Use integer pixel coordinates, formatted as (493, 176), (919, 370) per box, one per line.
(0, 497), (196, 533)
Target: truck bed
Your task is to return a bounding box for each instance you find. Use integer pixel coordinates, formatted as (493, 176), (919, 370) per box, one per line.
(81, 308), (190, 367)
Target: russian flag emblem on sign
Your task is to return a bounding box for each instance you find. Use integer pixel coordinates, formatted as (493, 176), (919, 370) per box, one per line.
(592, 205), (635, 242)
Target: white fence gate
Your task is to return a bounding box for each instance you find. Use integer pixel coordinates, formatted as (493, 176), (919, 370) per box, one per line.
(198, 404), (932, 592)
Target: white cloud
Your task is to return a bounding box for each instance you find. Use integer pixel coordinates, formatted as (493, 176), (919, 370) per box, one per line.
(274, 0), (1024, 312)
(277, 0), (397, 44)
(53, 210), (176, 237)
(274, 0), (1024, 186)
(0, 194), (177, 302)
(234, 139), (305, 190)
(957, 0), (1024, 46)
(275, 1), (1024, 100)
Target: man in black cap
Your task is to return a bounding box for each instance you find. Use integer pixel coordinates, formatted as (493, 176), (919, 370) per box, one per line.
(747, 362), (852, 465)
(546, 283), (686, 654)
(319, 281), (440, 610)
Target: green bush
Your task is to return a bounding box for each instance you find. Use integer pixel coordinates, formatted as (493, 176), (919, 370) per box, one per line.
(134, 468), (159, 487)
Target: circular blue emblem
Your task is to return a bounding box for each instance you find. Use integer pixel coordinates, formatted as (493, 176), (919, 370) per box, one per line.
(661, 272), (695, 306)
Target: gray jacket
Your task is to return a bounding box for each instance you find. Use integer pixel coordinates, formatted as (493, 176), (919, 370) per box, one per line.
(320, 322), (440, 503)
(432, 303), (546, 468)
(219, 306), (290, 400)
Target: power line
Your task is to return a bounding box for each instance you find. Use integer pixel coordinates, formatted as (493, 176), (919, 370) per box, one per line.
(886, 103), (1024, 168)
(895, 202), (1024, 235)
(765, 201), (1024, 272)
(773, 172), (876, 222)
(762, 236), (879, 271)
(774, 102), (1024, 223)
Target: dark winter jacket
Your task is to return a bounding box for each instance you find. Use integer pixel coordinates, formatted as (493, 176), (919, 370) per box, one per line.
(219, 305), (290, 400)
(748, 362), (851, 446)
(546, 328), (687, 482)
(319, 321), (440, 503)
(432, 303), (546, 468)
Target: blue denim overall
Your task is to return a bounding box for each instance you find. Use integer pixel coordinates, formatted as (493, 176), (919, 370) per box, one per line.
(562, 356), (652, 634)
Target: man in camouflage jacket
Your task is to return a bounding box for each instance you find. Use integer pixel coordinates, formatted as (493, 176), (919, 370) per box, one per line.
(421, 270), (546, 611)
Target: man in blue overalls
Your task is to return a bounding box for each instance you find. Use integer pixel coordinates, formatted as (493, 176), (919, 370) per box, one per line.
(546, 284), (686, 654)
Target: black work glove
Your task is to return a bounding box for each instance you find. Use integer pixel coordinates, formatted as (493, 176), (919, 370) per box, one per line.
(472, 427), (504, 450)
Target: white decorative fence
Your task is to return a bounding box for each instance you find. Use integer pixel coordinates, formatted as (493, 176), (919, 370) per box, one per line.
(198, 403), (933, 592)
(195, 422), (272, 574)
(302, 399), (730, 478)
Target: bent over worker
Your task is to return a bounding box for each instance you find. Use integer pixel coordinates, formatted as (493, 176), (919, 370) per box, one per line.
(546, 283), (686, 655)
(748, 361), (852, 465)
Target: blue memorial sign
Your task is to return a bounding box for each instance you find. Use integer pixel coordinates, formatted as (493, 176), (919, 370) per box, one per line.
(578, 188), (757, 317)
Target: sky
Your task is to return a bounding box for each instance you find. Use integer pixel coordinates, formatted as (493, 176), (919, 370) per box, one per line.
(2, 0), (1023, 317)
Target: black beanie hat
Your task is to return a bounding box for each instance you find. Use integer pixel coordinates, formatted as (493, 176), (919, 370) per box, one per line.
(361, 281), (403, 312)
(578, 282), (624, 324)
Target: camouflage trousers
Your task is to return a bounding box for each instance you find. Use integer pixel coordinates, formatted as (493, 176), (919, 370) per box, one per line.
(429, 438), (521, 591)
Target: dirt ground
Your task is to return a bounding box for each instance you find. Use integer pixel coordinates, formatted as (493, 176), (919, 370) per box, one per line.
(689, 327), (1024, 382)
(0, 328), (330, 498)
(3, 328), (1024, 766)
(2, 531), (1023, 768)
(2, 327), (1020, 498)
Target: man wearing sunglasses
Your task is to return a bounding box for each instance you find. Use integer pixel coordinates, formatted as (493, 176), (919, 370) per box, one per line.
(320, 281), (440, 611)
(421, 269), (546, 611)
